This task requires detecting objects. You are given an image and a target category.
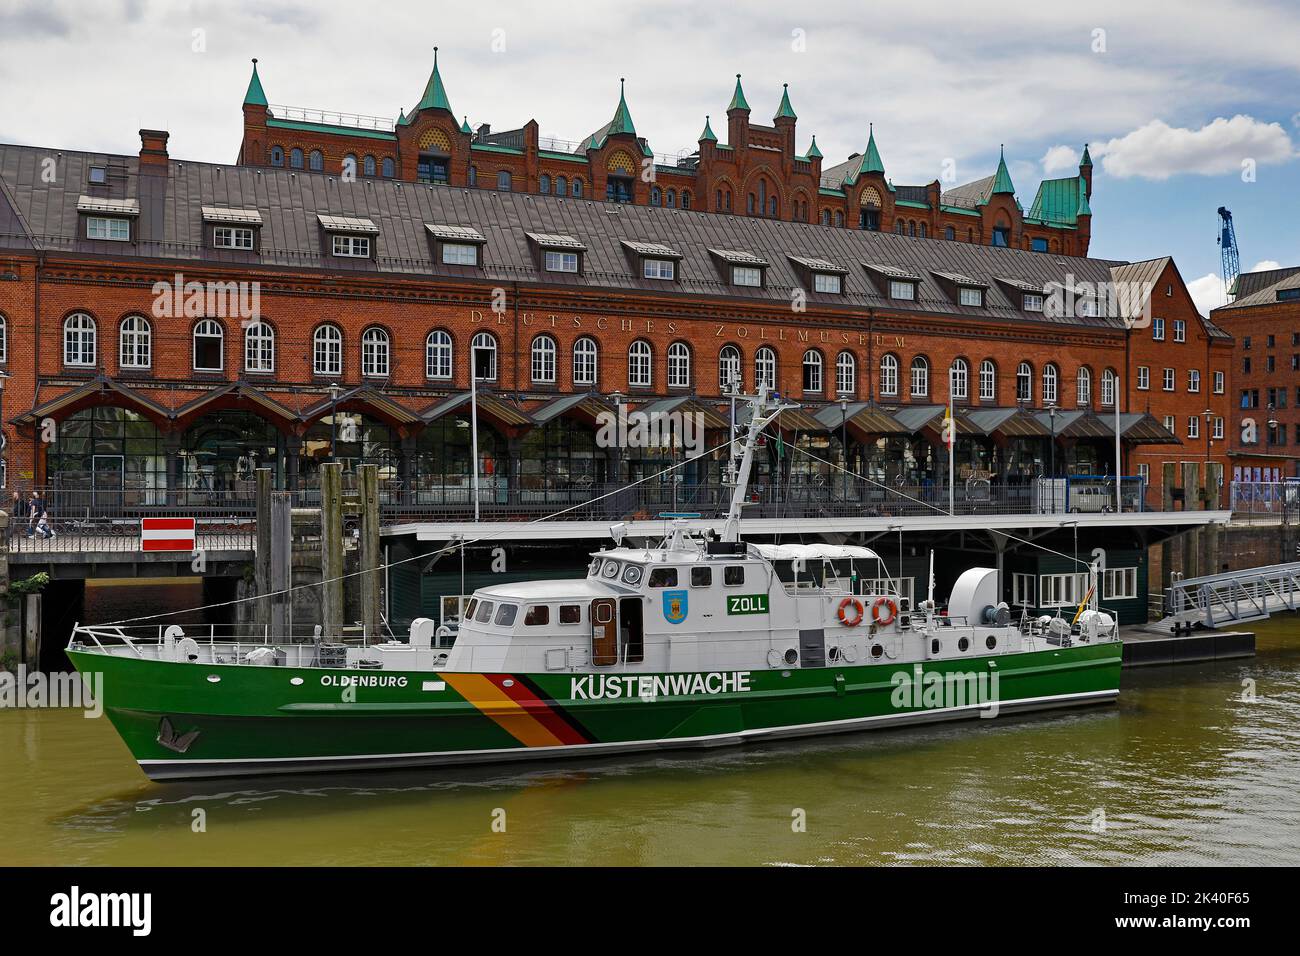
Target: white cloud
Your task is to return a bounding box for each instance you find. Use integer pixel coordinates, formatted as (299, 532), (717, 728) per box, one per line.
(1041, 145), (1080, 176)
(1093, 116), (1296, 179)
(1187, 260), (1282, 315)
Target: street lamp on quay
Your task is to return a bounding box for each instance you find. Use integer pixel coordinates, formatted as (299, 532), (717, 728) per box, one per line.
(1047, 402), (1059, 513)
(840, 396), (849, 505)
(328, 382), (341, 461)
(1203, 407), (1214, 463)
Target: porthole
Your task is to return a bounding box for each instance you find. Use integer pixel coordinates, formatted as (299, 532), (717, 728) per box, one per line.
(986, 635), (997, 650)
(622, 565), (643, 585)
(502, 679), (515, 688)
(828, 646), (842, 663)
(206, 675), (221, 683)
(783, 647), (799, 666)
(603, 561), (619, 578)
(290, 677), (304, 686)
(958, 637), (970, 652)
(871, 644), (884, 659)
(930, 639), (941, 655)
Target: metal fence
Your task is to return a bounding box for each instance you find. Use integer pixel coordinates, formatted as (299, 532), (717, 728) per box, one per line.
(6, 517), (254, 554)
(1230, 480), (1300, 516)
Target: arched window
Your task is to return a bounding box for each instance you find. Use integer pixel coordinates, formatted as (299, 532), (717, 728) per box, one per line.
(768, 196), (778, 217)
(64, 313), (96, 367)
(119, 315), (151, 369)
(836, 351), (856, 395)
(949, 358), (969, 400)
(289, 148), (304, 169)
(681, 190), (691, 209)
(979, 359), (996, 402)
(309, 150), (323, 172)
(802, 350), (823, 392)
(572, 178), (583, 198)
(628, 340), (652, 388)
(555, 175), (567, 197)
(573, 336), (598, 386)
(243, 320), (274, 373)
(1016, 362), (1033, 403)
(269, 146), (284, 167)
(531, 334), (557, 384)
(754, 346), (777, 389)
(666, 189), (676, 208)
(1042, 363), (1059, 404)
(343, 153), (357, 176)
(821, 210), (831, 225)
(747, 193), (756, 214)
(1101, 368), (1117, 407)
(879, 353), (899, 397)
(471, 331), (497, 381)
(426, 330), (452, 380)
(945, 226), (955, 241)
(362, 327), (390, 378)
(1076, 366), (1092, 407)
(667, 342), (691, 388)
(719, 345), (741, 392)
(192, 319), (224, 371)
(919, 223), (927, 238)
(910, 356), (930, 398)
(834, 211), (844, 227)
(313, 324), (342, 376)
(539, 174), (551, 195)
(467, 165), (477, 186)
(364, 155), (376, 177)
(496, 170), (512, 191)
(650, 186), (662, 206)
(381, 157), (395, 177)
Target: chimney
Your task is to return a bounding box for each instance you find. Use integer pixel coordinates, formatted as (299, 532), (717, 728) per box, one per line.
(139, 129), (170, 174)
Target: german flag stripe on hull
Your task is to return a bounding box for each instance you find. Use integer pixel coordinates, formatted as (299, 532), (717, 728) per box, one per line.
(440, 673), (592, 747)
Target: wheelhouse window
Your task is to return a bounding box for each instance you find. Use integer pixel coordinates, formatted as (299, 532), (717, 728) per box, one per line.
(86, 216), (130, 241)
(667, 342), (691, 388)
(64, 313), (97, 367)
(880, 354), (899, 397)
(628, 340), (652, 388)
(192, 319), (224, 372)
(691, 567), (712, 587)
(426, 330), (452, 380)
(648, 567), (678, 588)
(441, 242), (478, 266)
(724, 566), (745, 586)
(361, 327), (390, 378)
(732, 266), (762, 287)
(244, 320), (275, 373)
(119, 315), (151, 369)
(544, 250), (579, 273)
(213, 226), (254, 250)
(573, 336), (598, 386)
(313, 324), (343, 376)
(643, 258), (675, 280)
(755, 346), (776, 389)
(802, 350), (824, 392)
(472, 332), (498, 381)
(332, 234), (370, 258)
(523, 605), (550, 626)
(531, 334), (557, 384)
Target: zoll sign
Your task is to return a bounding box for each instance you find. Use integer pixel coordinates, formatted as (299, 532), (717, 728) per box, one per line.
(140, 517), (197, 552)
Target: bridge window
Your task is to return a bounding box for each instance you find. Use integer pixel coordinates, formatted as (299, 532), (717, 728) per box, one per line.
(495, 604), (519, 627)
(474, 600), (495, 623)
(559, 605), (582, 624)
(691, 567), (712, 587)
(523, 605), (549, 626)
(648, 567), (679, 588)
(724, 566), (745, 586)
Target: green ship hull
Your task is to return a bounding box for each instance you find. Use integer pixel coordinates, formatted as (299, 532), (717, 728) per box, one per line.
(69, 641), (1121, 780)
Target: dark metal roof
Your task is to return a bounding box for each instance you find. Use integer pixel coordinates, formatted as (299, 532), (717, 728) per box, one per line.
(421, 391), (533, 427)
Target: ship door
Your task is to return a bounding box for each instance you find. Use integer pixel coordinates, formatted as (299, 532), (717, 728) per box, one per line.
(591, 598), (617, 666)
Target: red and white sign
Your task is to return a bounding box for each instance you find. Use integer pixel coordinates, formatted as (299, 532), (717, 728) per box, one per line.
(140, 517), (197, 552)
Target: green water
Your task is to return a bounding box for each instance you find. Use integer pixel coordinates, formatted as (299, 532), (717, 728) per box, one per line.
(4, 618), (1300, 866)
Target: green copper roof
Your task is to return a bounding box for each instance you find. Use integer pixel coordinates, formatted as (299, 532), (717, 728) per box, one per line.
(265, 118), (397, 142)
(1080, 143), (1093, 167)
(850, 125), (884, 180)
(585, 133), (601, 151)
(728, 74), (749, 112)
(1027, 174), (1083, 225)
(460, 115), (472, 135)
(806, 134), (822, 159)
(397, 108), (408, 127)
(608, 78), (636, 137)
(699, 115), (717, 143)
(775, 83), (796, 120)
(1076, 175), (1092, 216)
(415, 47), (452, 114)
(990, 145), (1015, 195)
(243, 59), (267, 107)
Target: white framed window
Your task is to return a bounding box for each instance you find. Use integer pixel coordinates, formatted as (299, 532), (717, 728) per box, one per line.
(814, 273), (841, 294)
(1137, 463), (1150, 485)
(1213, 417), (1224, 440)
(573, 337), (598, 386)
(1188, 369), (1201, 393)
(426, 330), (452, 380)
(86, 216), (130, 241)
(1137, 366), (1150, 390)
(1100, 368), (1116, 406)
(836, 351), (856, 395)
(1213, 371), (1225, 394)
(732, 265), (762, 287)
(668, 342), (691, 388)
(214, 226), (254, 250)
(118, 315), (151, 369)
(441, 243), (478, 266)
(545, 250), (579, 273)
(910, 356), (929, 398)
(643, 258), (675, 280)
(880, 354), (900, 397)
(1076, 367), (1092, 406)
(949, 358), (969, 400)
(1163, 414), (1176, 433)
(1016, 362), (1032, 403)
(530, 334), (557, 384)
(1042, 364), (1058, 404)
(63, 313), (97, 367)
(1103, 568), (1137, 600)
(889, 280), (915, 300)
(978, 360), (996, 401)
(959, 286), (984, 307)
(243, 320), (274, 373)
(1039, 572), (1087, 608)
(755, 346), (776, 389)
(1187, 416), (1199, 439)
(1162, 367), (1175, 392)
(628, 340), (652, 388)
(332, 234), (370, 258)
(1012, 572), (1035, 606)
(313, 324), (343, 376)
(1153, 317), (1165, 341)
(471, 331), (497, 381)
(192, 319), (224, 371)
(719, 345), (741, 392)
(802, 350), (824, 392)
(1023, 293), (1044, 312)
(361, 327), (390, 377)
(1173, 319), (1186, 342)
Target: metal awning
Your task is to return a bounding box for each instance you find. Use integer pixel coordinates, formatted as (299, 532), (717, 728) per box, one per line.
(637, 395), (731, 430)
(76, 196), (139, 216)
(10, 375), (170, 425)
(421, 392), (533, 427)
(1116, 412), (1182, 444)
(300, 385), (422, 426)
(887, 404), (948, 433)
(1034, 409), (1111, 439)
(963, 407), (1052, 438)
(529, 392), (612, 425)
(173, 381), (300, 424)
(202, 206), (263, 225)
(317, 214), (379, 234)
(813, 402), (909, 436)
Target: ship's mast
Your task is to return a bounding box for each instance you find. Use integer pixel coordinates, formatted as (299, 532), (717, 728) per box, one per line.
(722, 386), (797, 542)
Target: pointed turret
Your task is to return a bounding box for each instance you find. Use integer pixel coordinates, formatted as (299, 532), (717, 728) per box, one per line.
(397, 108), (408, 127)
(415, 47), (452, 114)
(699, 115), (717, 143)
(1076, 175), (1092, 216)
(991, 145), (1015, 195)
(1079, 143), (1093, 167)
(460, 115), (472, 135)
(859, 125), (885, 175)
(806, 134), (822, 159)
(774, 83), (796, 121)
(728, 74), (750, 112)
(243, 58), (268, 107)
(1079, 142), (1093, 203)
(607, 78), (636, 137)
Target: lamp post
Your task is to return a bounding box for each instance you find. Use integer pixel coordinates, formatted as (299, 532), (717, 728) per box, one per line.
(840, 396), (849, 506)
(1203, 406), (1214, 462)
(327, 382), (341, 462)
(1047, 402), (1058, 513)
(470, 344), (481, 522)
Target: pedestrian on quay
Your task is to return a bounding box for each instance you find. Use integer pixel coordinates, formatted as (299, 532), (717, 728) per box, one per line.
(9, 490), (29, 539)
(27, 491), (44, 538)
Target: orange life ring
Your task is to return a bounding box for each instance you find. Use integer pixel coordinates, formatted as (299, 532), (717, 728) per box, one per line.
(838, 597), (864, 627)
(872, 596), (898, 626)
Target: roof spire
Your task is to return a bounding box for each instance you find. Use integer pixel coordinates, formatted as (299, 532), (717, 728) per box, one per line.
(1076, 174), (1092, 215)
(243, 57), (267, 108)
(728, 74), (750, 112)
(608, 77), (636, 136)
(806, 133), (822, 159)
(460, 115), (472, 135)
(775, 82), (796, 120)
(1080, 142), (1093, 167)
(699, 114), (718, 143)
(857, 123), (884, 176)
(991, 143), (1016, 195)
(415, 46), (452, 114)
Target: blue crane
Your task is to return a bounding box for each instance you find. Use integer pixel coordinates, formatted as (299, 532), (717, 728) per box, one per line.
(1217, 206), (1240, 298)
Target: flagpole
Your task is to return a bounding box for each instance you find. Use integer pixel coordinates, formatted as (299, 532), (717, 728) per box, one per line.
(470, 344), (480, 523)
(948, 368), (956, 516)
(1114, 373), (1122, 514)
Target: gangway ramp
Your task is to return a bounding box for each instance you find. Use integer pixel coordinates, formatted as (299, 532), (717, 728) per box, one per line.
(1156, 561), (1300, 632)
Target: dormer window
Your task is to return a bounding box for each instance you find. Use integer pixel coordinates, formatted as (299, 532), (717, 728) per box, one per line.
(789, 255), (848, 295)
(545, 251), (579, 272)
(622, 240), (683, 282)
(527, 233), (586, 274)
(426, 224), (486, 267)
(959, 287), (984, 307)
(214, 227), (254, 250)
(78, 196), (138, 242)
(1023, 293), (1043, 312)
(889, 280), (915, 300)
(318, 214), (379, 261)
(333, 235), (370, 258)
(712, 249), (769, 288)
(88, 166), (107, 185)
(643, 259), (674, 279)
(814, 274), (841, 294)
(443, 243), (478, 265)
(864, 263), (921, 301)
(86, 216), (131, 241)
(734, 266), (762, 287)
(203, 207), (262, 252)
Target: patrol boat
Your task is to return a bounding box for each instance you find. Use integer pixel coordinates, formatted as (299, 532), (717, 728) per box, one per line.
(67, 388), (1122, 781)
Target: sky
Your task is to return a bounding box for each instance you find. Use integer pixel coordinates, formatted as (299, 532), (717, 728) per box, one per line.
(1, 0), (1298, 316)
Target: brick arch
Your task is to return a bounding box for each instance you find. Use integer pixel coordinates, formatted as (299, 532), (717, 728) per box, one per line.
(858, 185), (883, 207)
(606, 150), (636, 175)
(417, 126), (453, 153)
